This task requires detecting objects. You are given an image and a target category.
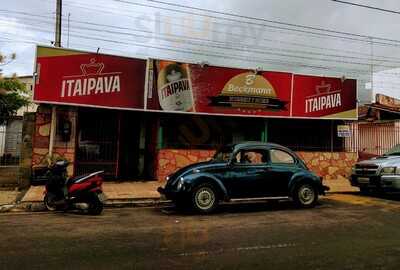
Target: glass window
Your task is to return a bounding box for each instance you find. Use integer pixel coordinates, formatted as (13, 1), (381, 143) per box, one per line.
(234, 150), (268, 165)
(270, 149), (295, 164)
(160, 114), (263, 149)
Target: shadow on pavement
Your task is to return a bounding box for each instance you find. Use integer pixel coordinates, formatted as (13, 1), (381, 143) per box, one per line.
(157, 199), (326, 216)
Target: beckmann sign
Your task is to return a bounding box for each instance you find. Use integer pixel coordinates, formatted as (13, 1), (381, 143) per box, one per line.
(34, 47), (357, 119)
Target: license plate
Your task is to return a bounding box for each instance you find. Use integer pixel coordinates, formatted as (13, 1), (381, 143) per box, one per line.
(97, 193), (107, 202)
(357, 177), (370, 184)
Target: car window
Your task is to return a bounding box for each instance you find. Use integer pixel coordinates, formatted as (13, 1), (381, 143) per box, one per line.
(233, 150), (268, 165)
(270, 149), (295, 164)
(213, 145), (234, 162)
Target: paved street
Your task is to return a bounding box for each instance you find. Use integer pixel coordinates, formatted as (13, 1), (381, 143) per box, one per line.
(1, 193), (400, 270)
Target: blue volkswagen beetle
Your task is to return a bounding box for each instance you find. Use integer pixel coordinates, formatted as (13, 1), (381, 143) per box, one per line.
(158, 142), (329, 213)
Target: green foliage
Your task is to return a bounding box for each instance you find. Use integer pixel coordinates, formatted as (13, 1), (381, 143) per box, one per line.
(0, 51), (30, 125)
(0, 78), (30, 125)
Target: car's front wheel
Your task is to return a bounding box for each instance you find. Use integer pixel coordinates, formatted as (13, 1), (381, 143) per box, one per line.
(191, 184), (219, 214)
(293, 183), (318, 208)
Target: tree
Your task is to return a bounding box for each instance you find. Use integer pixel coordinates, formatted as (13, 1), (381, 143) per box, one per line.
(0, 52), (30, 125)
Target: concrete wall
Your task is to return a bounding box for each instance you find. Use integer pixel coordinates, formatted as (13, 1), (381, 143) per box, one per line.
(0, 125), (5, 156)
(156, 149), (358, 182)
(0, 166), (19, 187)
(4, 118), (22, 156)
(19, 112), (36, 189)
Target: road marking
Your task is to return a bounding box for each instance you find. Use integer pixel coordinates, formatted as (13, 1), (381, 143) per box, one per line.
(177, 243), (297, 257)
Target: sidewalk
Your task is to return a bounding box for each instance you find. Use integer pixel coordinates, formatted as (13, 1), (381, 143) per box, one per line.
(324, 177), (359, 193)
(0, 189), (19, 205)
(2, 177), (357, 213)
(21, 181), (164, 205)
(0, 188), (20, 213)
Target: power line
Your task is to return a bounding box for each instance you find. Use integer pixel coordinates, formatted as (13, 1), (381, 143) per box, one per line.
(5, 22), (377, 76)
(2, 18), (397, 70)
(0, 25), (397, 79)
(3, 19), (400, 78)
(3, 5), (400, 79)
(4, 5), (400, 58)
(4, 8), (400, 67)
(330, 0), (400, 15)
(61, 2), (400, 60)
(141, 0), (400, 44)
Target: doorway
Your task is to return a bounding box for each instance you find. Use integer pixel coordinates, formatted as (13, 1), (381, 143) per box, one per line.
(75, 108), (156, 180)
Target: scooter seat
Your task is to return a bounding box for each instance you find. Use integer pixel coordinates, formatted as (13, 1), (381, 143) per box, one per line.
(66, 174), (90, 186)
(66, 171), (104, 186)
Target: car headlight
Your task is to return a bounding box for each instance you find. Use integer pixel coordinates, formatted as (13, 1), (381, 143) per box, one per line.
(381, 167), (399, 175)
(177, 177), (184, 190)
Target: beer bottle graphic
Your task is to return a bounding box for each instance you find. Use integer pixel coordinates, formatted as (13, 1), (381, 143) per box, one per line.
(157, 61), (194, 112)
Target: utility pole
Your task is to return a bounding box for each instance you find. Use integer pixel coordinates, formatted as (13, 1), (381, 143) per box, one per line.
(49, 0), (62, 156)
(67, 12), (70, 47)
(54, 0), (62, 47)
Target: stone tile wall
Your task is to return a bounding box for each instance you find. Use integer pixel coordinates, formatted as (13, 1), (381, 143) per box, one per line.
(32, 105), (77, 177)
(156, 149), (358, 182)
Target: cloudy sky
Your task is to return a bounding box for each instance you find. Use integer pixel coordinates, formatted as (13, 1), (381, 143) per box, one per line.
(2, 0), (400, 102)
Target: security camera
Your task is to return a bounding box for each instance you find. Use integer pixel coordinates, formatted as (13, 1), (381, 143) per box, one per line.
(198, 61), (209, 68)
(253, 67), (262, 74)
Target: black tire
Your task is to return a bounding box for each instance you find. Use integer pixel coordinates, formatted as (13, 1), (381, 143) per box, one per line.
(44, 193), (59, 211)
(293, 183), (318, 208)
(87, 194), (103, 215)
(191, 183), (219, 214)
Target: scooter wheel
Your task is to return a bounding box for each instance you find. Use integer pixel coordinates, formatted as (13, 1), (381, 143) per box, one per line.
(44, 193), (58, 211)
(88, 194), (103, 215)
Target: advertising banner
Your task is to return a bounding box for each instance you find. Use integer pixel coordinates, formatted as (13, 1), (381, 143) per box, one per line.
(376, 93), (400, 110)
(147, 60), (357, 119)
(292, 75), (357, 119)
(34, 46), (146, 110)
(34, 48), (357, 120)
(147, 61), (293, 117)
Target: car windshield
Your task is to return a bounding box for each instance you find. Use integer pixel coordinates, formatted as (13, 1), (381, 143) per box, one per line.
(213, 146), (233, 162)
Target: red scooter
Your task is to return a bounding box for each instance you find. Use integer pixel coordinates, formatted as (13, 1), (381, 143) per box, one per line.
(43, 160), (106, 215)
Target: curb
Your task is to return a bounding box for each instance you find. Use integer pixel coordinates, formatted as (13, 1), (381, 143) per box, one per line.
(1, 198), (171, 213)
(0, 204), (17, 213)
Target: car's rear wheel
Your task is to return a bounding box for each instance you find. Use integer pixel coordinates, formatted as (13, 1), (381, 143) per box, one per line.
(293, 183), (318, 208)
(191, 184), (219, 214)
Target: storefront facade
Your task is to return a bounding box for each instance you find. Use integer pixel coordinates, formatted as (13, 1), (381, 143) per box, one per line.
(32, 46), (358, 182)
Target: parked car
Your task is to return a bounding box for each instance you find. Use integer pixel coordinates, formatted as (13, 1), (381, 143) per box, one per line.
(350, 144), (400, 194)
(158, 142), (329, 213)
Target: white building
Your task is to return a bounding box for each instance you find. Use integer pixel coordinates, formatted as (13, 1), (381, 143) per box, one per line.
(0, 75), (37, 161)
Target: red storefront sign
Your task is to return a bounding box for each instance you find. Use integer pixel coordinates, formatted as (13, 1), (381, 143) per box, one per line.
(146, 60), (357, 119)
(34, 47), (357, 120)
(34, 46), (146, 110)
(292, 75), (357, 119)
